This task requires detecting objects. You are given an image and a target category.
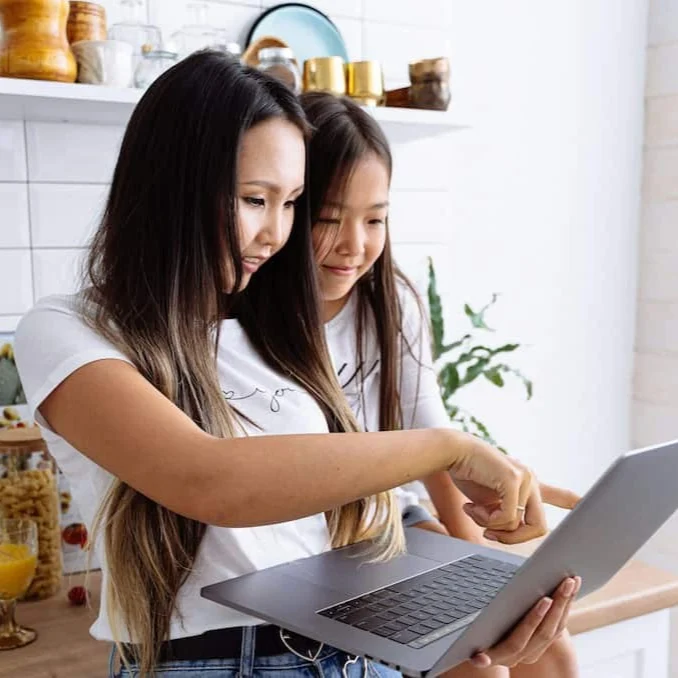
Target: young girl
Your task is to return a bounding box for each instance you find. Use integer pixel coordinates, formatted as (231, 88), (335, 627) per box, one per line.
(301, 92), (580, 678)
(15, 53), (574, 678)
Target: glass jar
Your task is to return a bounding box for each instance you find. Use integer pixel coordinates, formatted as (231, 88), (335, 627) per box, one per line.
(0, 430), (62, 601)
(408, 57), (451, 111)
(256, 47), (301, 94)
(108, 0), (162, 71)
(134, 49), (179, 89)
(169, 2), (223, 60)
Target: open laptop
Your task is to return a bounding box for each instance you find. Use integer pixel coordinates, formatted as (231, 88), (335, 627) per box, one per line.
(202, 440), (678, 677)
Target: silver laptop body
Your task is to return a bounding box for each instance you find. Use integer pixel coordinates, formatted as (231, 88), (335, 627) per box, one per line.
(202, 440), (678, 677)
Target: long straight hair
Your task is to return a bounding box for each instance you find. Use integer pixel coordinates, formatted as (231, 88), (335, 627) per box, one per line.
(81, 54), (403, 677)
(301, 92), (423, 432)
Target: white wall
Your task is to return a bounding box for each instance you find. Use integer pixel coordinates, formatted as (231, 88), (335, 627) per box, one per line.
(0, 1), (649, 518)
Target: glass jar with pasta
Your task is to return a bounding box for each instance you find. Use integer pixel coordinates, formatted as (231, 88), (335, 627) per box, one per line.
(0, 427), (62, 600)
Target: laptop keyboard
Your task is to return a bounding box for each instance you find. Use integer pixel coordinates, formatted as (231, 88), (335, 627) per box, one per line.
(318, 554), (519, 649)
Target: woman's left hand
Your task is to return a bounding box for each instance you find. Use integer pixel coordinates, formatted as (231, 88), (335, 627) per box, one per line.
(470, 576), (582, 669)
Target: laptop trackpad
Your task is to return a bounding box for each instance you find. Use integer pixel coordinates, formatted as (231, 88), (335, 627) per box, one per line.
(281, 549), (441, 598)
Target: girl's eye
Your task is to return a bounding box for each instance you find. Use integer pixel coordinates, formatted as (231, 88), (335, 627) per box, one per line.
(244, 197), (265, 207)
(316, 217), (341, 225)
(283, 200), (297, 209)
(368, 218), (386, 226)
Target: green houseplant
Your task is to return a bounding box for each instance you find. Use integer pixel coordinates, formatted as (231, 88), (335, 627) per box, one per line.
(427, 259), (532, 453)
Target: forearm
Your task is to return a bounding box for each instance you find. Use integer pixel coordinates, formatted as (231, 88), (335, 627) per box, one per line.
(200, 428), (468, 527)
(423, 470), (486, 544)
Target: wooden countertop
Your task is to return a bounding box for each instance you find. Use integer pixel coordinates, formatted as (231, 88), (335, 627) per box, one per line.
(5, 557), (678, 678)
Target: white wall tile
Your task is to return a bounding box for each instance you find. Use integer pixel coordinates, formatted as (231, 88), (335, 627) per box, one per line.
(0, 250), (33, 314)
(32, 249), (85, 300)
(363, 23), (450, 86)
(0, 184), (29, 248)
(332, 18), (362, 61)
(261, 0), (363, 20)
(634, 353), (678, 406)
(364, 0), (454, 27)
(0, 316), (22, 332)
(390, 134), (455, 191)
(150, 1), (261, 48)
(29, 184), (107, 248)
(388, 190), (450, 243)
(648, 0), (678, 46)
(642, 147), (678, 202)
(26, 123), (124, 183)
(633, 399), (678, 448)
(645, 96), (678, 147)
(646, 44), (678, 98)
(638, 252), (678, 301)
(635, 301), (678, 353)
(0, 121), (26, 182)
(641, 201), (678, 256)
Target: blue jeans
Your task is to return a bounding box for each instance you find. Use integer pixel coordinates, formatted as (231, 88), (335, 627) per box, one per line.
(109, 626), (402, 678)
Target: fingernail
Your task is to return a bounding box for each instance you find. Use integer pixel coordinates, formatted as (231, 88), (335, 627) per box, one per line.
(537, 598), (553, 616)
(484, 533), (498, 542)
(471, 654), (491, 668)
(561, 579), (575, 597)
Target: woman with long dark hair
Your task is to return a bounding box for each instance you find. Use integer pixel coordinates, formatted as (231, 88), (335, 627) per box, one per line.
(16, 53), (571, 678)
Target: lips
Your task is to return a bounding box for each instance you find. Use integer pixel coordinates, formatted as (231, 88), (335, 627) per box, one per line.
(242, 256), (268, 273)
(323, 265), (358, 277)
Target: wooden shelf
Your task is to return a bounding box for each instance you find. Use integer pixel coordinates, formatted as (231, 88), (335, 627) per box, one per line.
(0, 77), (468, 140)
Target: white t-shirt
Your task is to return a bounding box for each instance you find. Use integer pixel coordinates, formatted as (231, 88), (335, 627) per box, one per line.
(325, 287), (450, 510)
(14, 294), (332, 642)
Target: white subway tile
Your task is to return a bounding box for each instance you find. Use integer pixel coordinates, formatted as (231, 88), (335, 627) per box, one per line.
(261, 0), (363, 20)
(363, 23), (450, 85)
(364, 0), (453, 27)
(634, 352), (678, 406)
(642, 147), (678, 202)
(332, 18), (362, 61)
(150, 1), (261, 48)
(0, 250), (33, 314)
(635, 301), (678, 354)
(648, 0), (678, 46)
(0, 184), (29, 248)
(646, 44), (678, 98)
(29, 184), (107, 248)
(633, 399), (678, 448)
(645, 96), (678, 147)
(26, 123), (124, 183)
(0, 121), (26, 181)
(0, 316), (22, 332)
(638, 253), (678, 302)
(390, 134), (455, 191)
(388, 190), (451, 243)
(641, 201), (678, 256)
(32, 249), (85, 300)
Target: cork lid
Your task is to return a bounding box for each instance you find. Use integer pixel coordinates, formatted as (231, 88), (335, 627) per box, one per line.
(0, 426), (48, 453)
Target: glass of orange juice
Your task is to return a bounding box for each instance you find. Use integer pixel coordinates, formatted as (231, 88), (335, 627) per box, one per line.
(0, 518), (38, 650)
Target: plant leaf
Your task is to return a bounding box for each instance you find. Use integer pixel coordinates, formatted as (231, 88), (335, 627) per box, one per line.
(484, 368), (505, 387)
(438, 364), (460, 399)
(427, 258), (445, 361)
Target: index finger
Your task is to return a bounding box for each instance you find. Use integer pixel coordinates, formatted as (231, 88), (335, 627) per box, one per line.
(540, 483), (581, 510)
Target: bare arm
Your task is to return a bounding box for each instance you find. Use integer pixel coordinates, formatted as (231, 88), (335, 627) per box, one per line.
(41, 359), (477, 528)
(423, 470), (486, 543)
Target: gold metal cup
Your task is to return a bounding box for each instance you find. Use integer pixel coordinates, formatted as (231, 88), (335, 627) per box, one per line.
(346, 60), (384, 107)
(302, 56), (346, 95)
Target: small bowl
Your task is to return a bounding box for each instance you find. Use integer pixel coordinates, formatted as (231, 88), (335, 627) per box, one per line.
(71, 39), (134, 87)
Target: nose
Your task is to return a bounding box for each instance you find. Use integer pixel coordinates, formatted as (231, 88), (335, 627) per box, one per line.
(335, 220), (365, 257)
(259, 205), (291, 251)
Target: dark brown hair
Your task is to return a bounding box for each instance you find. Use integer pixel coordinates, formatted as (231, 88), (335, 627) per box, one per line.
(82, 55), (402, 677)
(300, 92), (423, 432)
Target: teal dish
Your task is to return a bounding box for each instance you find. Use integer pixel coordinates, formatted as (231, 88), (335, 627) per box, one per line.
(246, 3), (349, 66)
